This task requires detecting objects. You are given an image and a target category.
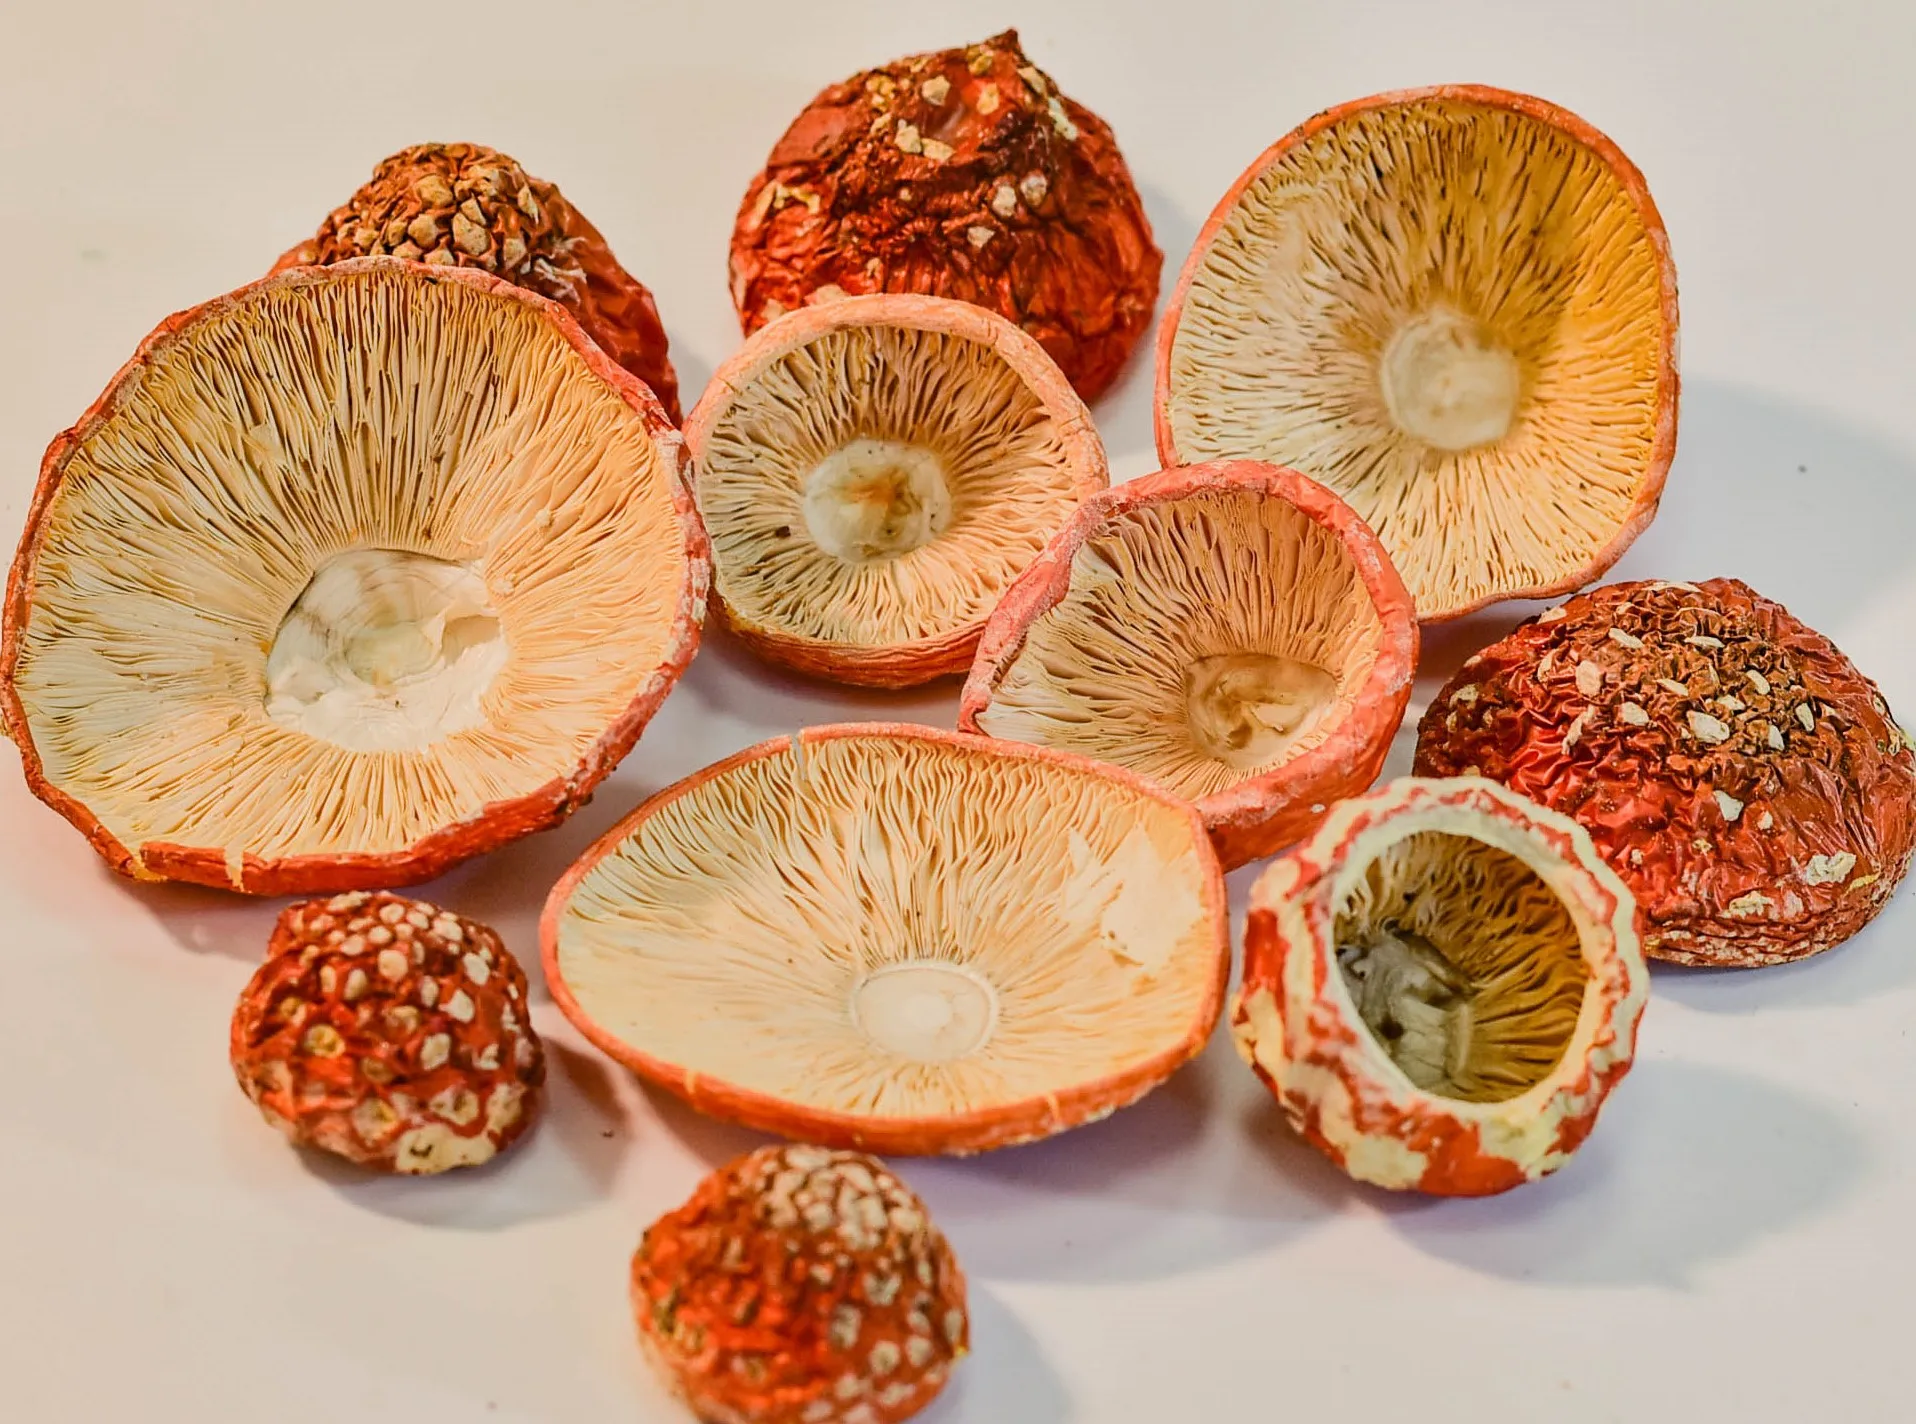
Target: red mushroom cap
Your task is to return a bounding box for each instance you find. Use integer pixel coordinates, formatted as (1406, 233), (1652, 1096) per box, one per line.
(632, 1145), (967, 1424)
(230, 892), (545, 1173)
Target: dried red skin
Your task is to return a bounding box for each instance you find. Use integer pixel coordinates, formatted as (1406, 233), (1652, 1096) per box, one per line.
(230, 892), (545, 1173)
(1414, 578), (1916, 966)
(729, 29), (1161, 402)
(632, 1145), (967, 1424)
(272, 142), (681, 421)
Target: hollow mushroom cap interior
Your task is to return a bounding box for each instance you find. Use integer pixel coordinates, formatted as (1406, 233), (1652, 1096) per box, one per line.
(551, 733), (1223, 1138)
(694, 317), (1093, 652)
(9, 264), (689, 870)
(974, 484), (1387, 802)
(1162, 91), (1675, 618)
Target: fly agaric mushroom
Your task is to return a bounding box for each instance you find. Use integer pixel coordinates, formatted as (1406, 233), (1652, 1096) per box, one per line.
(1233, 777), (1647, 1195)
(959, 460), (1418, 869)
(1415, 578), (1916, 967)
(1157, 85), (1679, 621)
(632, 1144), (966, 1424)
(730, 28), (1161, 402)
(1, 259), (708, 895)
(231, 892), (544, 1174)
(273, 141), (682, 420)
(543, 724), (1227, 1155)
(683, 294), (1106, 688)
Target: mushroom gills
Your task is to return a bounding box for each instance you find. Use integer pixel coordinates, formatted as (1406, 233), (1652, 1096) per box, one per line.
(265, 549), (507, 754)
(1334, 831), (1587, 1102)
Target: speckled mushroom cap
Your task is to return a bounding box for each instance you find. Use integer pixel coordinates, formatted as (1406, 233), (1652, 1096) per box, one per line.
(273, 141), (682, 421)
(1234, 776), (1646, 1196)
(1414, 578), (1916, 966)
(1157, 85), (1679, 621)
(729, 28), (1161, 402)
(958, 461), (1418, 869)
(543, 724), (1227, 1155)
(230, 892), (544, 1174)
(631, 1144), (966, 1424)
(1, 259), (709, 894)
(683, 293), (1106, 688)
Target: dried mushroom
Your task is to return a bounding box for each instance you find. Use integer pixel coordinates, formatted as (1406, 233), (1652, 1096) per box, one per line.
(1157, 85), (1679, 620)
(1234, 777), (1646, 1195)
(1, 259), (708, 894)
(959, 460), (1418, 868)
(632, 1144), (966, 1424)
(543, 725), (1227, 1154)
(730, 28), (1161, 401)
(275, 141), (682, 421)
(231, 892), (544, 1174)
(684, 294), (1106, 687)
(1415, 578), (1916, 966)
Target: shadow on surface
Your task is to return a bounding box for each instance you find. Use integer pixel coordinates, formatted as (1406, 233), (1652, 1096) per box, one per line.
(920, 1286), (1072, 1424)
(301, 1040), (632, 1230)
(1377, 1058), (1868, 1287)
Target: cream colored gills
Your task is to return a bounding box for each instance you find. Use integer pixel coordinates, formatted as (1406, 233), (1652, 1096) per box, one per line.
(1167, 99), (1667, 615)
(1333, 830), (1588, 1102)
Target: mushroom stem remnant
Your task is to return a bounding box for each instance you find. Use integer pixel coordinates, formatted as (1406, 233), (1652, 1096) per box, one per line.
(1336, 924), (1474, 1094)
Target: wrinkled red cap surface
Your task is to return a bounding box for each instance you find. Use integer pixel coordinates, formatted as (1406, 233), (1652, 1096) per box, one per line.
(632, 1144), (967, 1424)
(230, 892), (544, 1173)
(1414, 578), (1916, 966)
(729, 29), (1161, 402)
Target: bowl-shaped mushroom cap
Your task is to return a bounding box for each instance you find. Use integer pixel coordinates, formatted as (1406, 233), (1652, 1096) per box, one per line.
(2, 259), (709, 894)
(543, 724), (1228, 1155)
(959, 461), (1418, 869)
(684, 294), (1107, 688)
(1233, 776), (1647, 1196)
(1157, 86), (1679, 621)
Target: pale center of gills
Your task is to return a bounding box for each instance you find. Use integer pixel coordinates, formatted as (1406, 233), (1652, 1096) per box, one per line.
(1338, 925), (1478, 1094)
(1379, 308), (1522, 451)
(1184, 651), (1338, 769)
(851, 961), (998, 1063)
(802, 438), (953, 563)
(265, 549), (508, 753)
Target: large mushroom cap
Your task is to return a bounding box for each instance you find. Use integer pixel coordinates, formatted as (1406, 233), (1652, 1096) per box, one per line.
(1157, 86), (1679, 621)
(959, 461), (1417, 868)
(684, 294), (1106, 688)
(1414, 577), (1916, 966)
(1233, 777), (1647, 1196)
(543, 725), (1228, 1155)
(2, 259), (708, 895)
(729, 28), (1162, 402)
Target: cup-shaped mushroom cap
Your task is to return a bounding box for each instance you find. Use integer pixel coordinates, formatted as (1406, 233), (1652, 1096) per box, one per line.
(1233, 777), (1647, 1196)
(1, 259), (709, 895)
(543, 725), (1228, 1155)
(1157, 86), (1679, 622)
(684, 294), (1107, 688)
(959, 462), (1417, 869)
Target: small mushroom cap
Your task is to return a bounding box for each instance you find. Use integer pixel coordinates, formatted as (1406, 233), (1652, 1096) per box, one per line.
(1414, 577), (1916, 966)
(543, 724), (1228, 1155)
(684, 294), (1106, 688)
(230, 892), (545, 1174)
(959, 460), (1418, 868)
(1233, 777), (1647, 1196)
(1, 259), (709, 894)
(632, 1144), (966, 1424)
(1158, 85), (1679, 620)
(274, 141), (681, 421)
(730, 28), (1161, 402)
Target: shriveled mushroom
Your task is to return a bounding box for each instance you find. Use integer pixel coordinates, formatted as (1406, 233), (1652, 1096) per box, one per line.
(684, 294), (1106, 687)
(960, 461), (1417, 868)
(1157, 86), (1679, 621)
(1234, 777), (1647, 1195)
(1, 259), (709, 894)
(543, 725), (1227, 1154)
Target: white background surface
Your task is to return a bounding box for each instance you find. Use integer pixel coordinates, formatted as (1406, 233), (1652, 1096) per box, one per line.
(3, 2), (1914, 1419)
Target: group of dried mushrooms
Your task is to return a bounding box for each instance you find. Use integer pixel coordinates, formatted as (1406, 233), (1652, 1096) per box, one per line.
(4, 28), (1911, 1424)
